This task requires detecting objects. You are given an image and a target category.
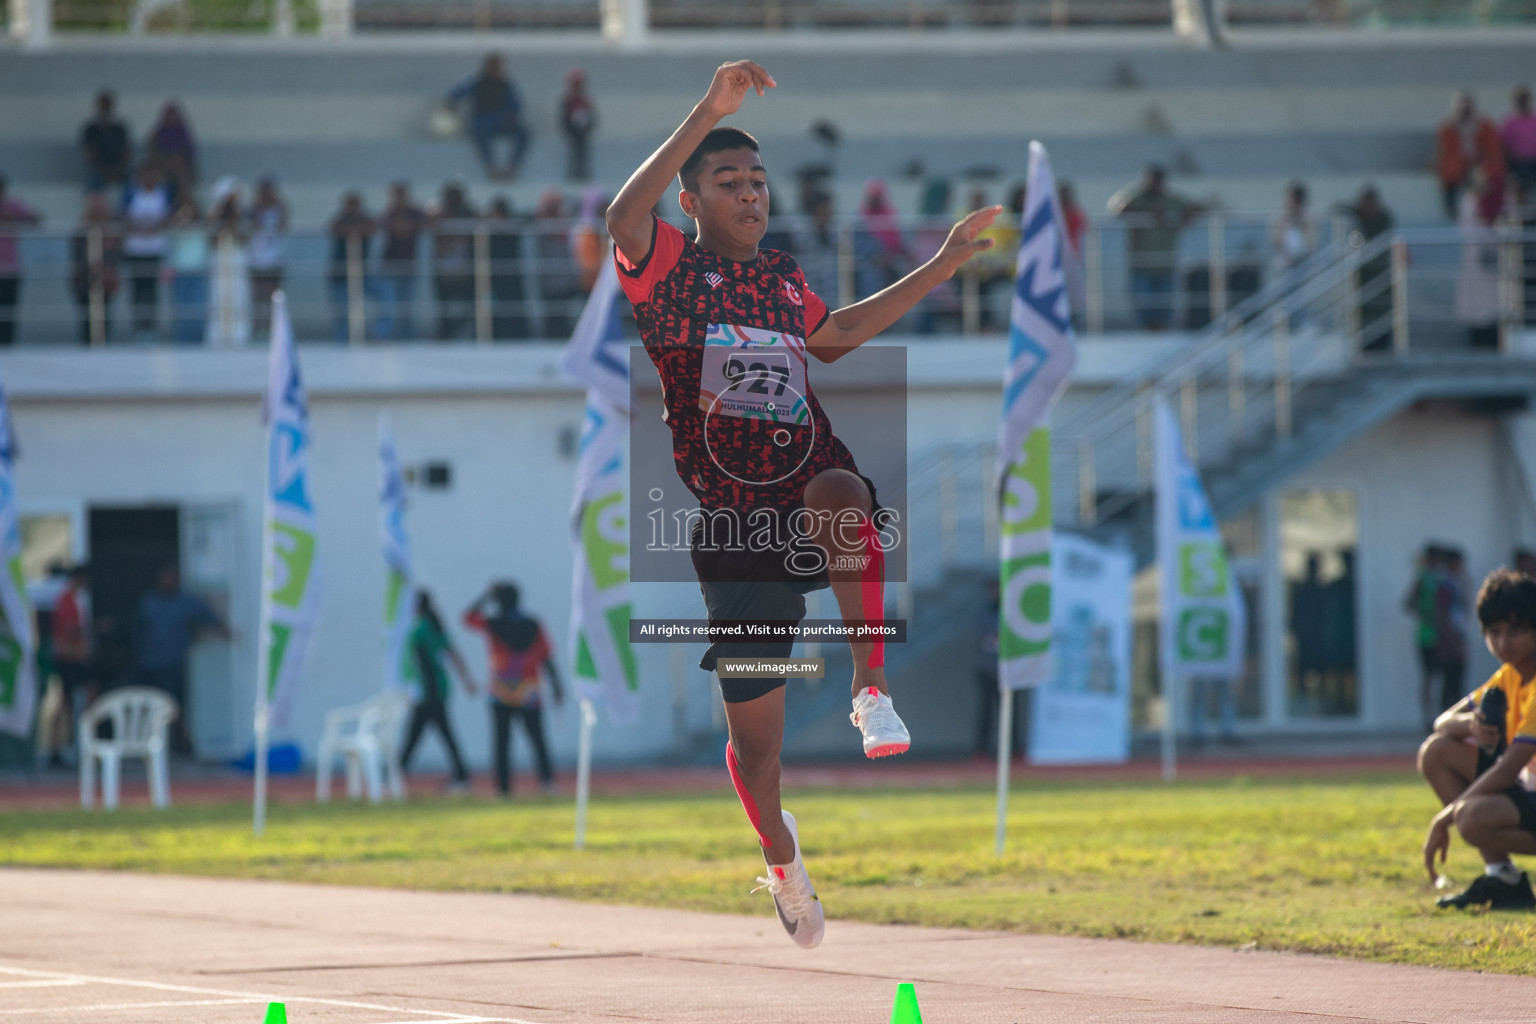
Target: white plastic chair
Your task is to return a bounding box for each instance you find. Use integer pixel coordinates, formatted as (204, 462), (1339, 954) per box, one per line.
(78, 687), (179, 811)
(315, 691), (411, 804)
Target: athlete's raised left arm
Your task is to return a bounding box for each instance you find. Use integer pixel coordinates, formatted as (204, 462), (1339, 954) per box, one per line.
(807, 205), (1002, 363)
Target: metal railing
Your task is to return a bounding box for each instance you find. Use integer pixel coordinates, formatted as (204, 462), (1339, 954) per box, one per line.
(10, 0), (1533, 37)
(0, 211), (1362, 347)
(1052, 222), (1536, 532)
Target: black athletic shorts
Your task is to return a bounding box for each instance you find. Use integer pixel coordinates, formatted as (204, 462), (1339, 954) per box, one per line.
(1506, 785), (1536, 836)
(691, 474), (887, 704)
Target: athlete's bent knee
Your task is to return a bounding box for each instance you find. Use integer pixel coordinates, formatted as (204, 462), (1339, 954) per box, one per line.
(804, 469), (869, 513)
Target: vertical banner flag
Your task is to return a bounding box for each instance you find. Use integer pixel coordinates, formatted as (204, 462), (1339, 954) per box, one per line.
(1154, 400), (1246, 698)
(379, 414), (412, 692)
(562, 257), (638, 723)
(997, 141), (1080, 691)
(258, 292), (320, 729)
(1028, 534), (1133, 765)
(0, 372), (34, 739)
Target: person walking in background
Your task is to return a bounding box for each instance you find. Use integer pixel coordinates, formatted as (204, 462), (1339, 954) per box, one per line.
(464, 582), (563, 797)
(165, 194), (208, 345)
(246, 176), (289, 339)
(50, 565), (98, 767)
(401, 589), (477, 791)
(70, 193), (121, 345)
(328, 191), (375, 343)
(205, 176), (250, 347)
(1108, 164), (1205, 331)
(443, 54), (529, 181)
(561, 70), (598, 182)
(120, 161), (173, 339)
(485, 196), (529, 340)
(147, 101), (197, 196)
(1436, 91), (1506, 221)
(134, 562), (228, 755)
(534, 189), (580, 338)
(375, 181), (425, 342)
(0, 176), (41, 347)
(430, 182), (477, 341)
(80, 90), (132, 192)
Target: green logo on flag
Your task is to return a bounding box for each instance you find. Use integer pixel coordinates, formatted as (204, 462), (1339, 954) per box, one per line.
(271, 524), (316, 608)
(1177, 608), (1230, 661)
(1179, 542), (1228, 598)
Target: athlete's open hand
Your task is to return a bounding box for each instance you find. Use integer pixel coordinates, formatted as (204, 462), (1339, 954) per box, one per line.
(1423, 807), (1454, 883)
(935, 205), (1004, 278)
(702, 60), (777, 119)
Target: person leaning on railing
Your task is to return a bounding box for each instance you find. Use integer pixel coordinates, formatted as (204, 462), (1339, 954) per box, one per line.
(0, 176), (40, 347)
(69, 193), (121, 346)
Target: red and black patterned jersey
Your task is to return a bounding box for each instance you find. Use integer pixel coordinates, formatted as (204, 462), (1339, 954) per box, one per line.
(616, 214), (859, 512)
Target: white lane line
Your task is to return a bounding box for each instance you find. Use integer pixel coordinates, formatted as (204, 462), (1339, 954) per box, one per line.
(0, 998), (264, 1015)
(0, 981), (89, 990)
(0, 965), (553, 1024)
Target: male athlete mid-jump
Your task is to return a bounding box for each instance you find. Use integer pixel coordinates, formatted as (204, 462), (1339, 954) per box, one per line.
(606, 59), (1001, 948)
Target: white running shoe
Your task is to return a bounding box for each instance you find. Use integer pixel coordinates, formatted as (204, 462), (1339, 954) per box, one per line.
(850, 686), (911, 758)
(752, 810), (825, 949)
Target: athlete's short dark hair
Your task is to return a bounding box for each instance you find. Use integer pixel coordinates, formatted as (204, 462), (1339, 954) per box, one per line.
(1476, 569), (1536, 632)
(678, 127), (761, 193)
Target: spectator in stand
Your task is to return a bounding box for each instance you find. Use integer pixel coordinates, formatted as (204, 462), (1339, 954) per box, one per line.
(1057, 180), (1088, 319)
(205, 176), (250, 347)
(1457, 168), (1504, 349)
(80, 90), (132, 192)
(246, 176), (289, 340)
(165, 195), (208, 345)
(854, 179), (909, 300)
(0, 176), (41, 347)
(1270, 181), (1316, 279)
(147, 101), (197, 196)
(791, 191), (839, 300)
(560, 69), (597, 182)
(443, 54), (528, 181)
(1503, 84), (1536, 196)
(1337, 185), (1395, 352)
(70, 193), (121, 345)
(1436, 91), (1506, 222)
(375, 181), (425, 342)
(120, 161), (173, 339)
(1108, 164), (1205, 332)
(1058, 180), (1086, 256)
(328, 191), (375, 344)
(134, 562), (228, 754)
(486, 196), (529, 341)
(430, 181), (476, 341)
(463, 581), (563, 797)
(534, 189), (580, 338)
(571, 185), (609, 294)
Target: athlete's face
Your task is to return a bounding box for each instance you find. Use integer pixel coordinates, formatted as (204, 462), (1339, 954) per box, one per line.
(1486, 620), (1536, 673)
(682, 147), (770, 256)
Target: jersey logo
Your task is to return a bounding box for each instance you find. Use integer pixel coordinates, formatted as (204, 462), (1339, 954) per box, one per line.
(783, 280), (803, 305)
(705, 272), (724, 290)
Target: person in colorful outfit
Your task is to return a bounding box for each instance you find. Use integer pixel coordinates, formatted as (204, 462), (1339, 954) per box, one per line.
(464, 582), (562, 796)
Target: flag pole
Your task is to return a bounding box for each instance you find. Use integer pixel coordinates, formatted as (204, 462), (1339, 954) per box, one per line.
(993, 686), (1014, 856)
(574, 697), (597, 849)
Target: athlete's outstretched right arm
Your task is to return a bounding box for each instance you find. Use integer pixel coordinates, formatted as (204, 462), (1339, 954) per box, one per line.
(605, 60), (775, 266)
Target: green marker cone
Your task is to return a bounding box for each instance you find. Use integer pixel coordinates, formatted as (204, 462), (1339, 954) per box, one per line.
(262, 1002), (287, 1024)
(890, 982), (923, 1024)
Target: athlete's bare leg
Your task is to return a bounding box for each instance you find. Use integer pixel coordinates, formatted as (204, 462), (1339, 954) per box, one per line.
(803, 467), (888, 700)
(722, 685), (796, 866)
(1418, 732), (1481, 805)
